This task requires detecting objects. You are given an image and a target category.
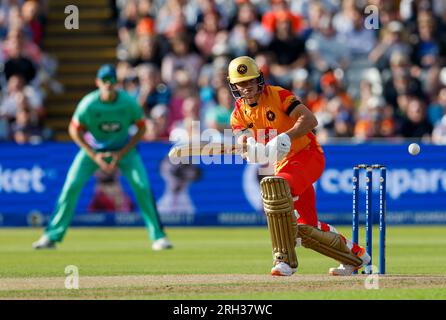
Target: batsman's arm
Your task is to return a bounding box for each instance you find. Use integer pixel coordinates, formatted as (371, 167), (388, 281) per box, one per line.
(284, 102), (318, 140)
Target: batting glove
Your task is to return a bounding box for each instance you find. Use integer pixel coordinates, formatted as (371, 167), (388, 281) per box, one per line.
(266, 133), (291, 162)
(245, 137), (268, 164)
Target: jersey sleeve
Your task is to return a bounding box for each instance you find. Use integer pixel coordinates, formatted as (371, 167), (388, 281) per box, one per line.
(230, 100), (247, 131)
(277, 88), (302, 116)
(71, 96), (90, 129)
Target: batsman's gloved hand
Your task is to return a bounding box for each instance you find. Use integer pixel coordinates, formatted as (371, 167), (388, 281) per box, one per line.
(245, 137), (268, 164)
(265, 133), (291, 162)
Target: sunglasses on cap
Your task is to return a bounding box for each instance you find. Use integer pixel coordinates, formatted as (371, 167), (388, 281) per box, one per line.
(100, 76), (117, 84)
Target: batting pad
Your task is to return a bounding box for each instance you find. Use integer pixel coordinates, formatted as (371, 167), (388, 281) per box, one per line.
(260, 176), (298, 269)
(298, 225), (362, 267)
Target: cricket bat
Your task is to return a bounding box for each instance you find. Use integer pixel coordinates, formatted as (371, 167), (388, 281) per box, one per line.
(168, 142), (247, 160)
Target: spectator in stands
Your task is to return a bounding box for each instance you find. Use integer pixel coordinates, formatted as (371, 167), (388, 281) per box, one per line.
(194, 0), (230, 31)
(383, 52), (424, 111)
(267, 10), (307, 87)
(432, 114), (446, 144)
(298, 0), (327, 41)
(3, 32), (37, 84)
(130, 33), (162, 67)
(332, 0), (356, 34)
(116, 0), (140, 61)
(0, 0), (21, 39)
(3, 27), (42, 65)
(198, 54), (229, 109)
(253, 51), (277, 85)
(428, 86), (446, 126)
(398, 96), (433, 139)
(412, 11), (441, 70)
(262, 0), (303, 35)
(336, 6), (376, 60)
(308, 71), (354, 114)
(0, 74), (43, 122)
(118, 0), (138, 33)
(156, 0), (196, 39)
(311, 72), (355, 139)
(194, 10), (222, 60)
(305, 14), (350, 78)
(0, 73), (43, 143)
(21, 0), (44, 47)
(138, 0), (155, 18)
(122, 70), (139, 99)
(143, 103), (170, 141)
(290, 68), (314, 102)
(136, 63), (171, 114)
(0, 1), (23, 39)
(115, 60), (133, 88)
(354, 95), (396, 140)
(169, 95), (201, 142)
(369, 20), (412, 71)
(11, 99), (43, 144)
(205, 85), (233, 133)
(161, 33), (203, 88)
(229, 1), (271, 52)
(108, 0), (446, 144)
(168, 67), (198, 127)
(357, 78), (375, 112)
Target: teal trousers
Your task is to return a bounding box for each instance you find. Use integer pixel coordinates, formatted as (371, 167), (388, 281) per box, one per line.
(45, 148), (166, 242)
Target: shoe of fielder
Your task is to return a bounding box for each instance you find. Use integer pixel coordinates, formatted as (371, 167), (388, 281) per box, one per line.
(328, 246), (371, 276)
(271, 262), (296, 276)
(152, 237), (173, 251)
(32, 235), (56, 250)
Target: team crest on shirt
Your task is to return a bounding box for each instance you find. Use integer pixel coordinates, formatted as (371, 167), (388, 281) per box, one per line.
(99, 121), (122, 133)
(266, 110), (276, 121)
(237, 64), (248, 74)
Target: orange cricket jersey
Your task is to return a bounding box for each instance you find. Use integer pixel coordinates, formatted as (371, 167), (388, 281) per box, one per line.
(231, 85), (323, 171)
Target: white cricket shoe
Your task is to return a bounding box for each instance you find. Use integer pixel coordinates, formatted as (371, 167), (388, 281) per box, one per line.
(152, 237), (173, 251)
(32, 235), (56, 250)
(271, 262), (296, 276)
(329, 247), (371, 276)
(328, 264), (358, 276)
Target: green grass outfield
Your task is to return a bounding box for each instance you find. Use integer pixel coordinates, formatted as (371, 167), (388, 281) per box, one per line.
(0, 226), (445, 299)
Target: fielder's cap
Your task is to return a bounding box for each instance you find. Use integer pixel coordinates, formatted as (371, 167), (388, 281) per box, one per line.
(97, 64), (117, 83)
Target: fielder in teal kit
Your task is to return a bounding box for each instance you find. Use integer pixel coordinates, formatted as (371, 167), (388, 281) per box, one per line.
(33, 64), (173, 251)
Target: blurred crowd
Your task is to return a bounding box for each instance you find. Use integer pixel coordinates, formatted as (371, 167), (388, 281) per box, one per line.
(0, 0), (57, 144)
(113, 0), (446, 144)
(3, 0), (446, 145)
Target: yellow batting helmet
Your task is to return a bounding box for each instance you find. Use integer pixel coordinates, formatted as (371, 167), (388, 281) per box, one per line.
(227, 56), (264, 98)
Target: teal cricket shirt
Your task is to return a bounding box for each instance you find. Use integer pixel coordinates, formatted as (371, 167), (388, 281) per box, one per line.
(72, 89), (144, 151)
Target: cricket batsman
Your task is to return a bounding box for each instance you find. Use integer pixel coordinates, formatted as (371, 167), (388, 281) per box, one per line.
(228, 56), (370, 276)
(32, 64), (173, 251)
